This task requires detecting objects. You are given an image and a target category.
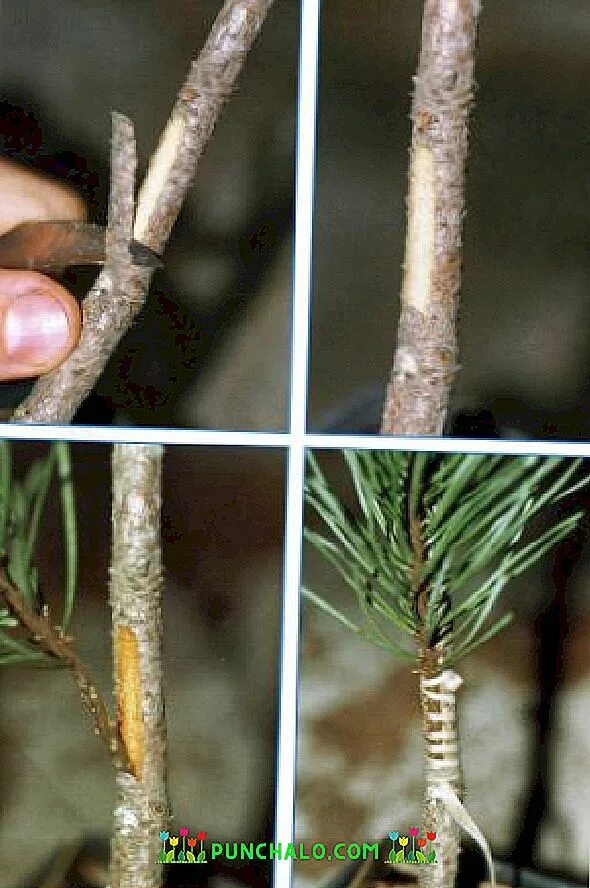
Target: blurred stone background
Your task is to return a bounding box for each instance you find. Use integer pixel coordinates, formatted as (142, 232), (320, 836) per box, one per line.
(0, 0), (296, 429)
(296, 452), (590, 888)
(0, 442), (284, 887)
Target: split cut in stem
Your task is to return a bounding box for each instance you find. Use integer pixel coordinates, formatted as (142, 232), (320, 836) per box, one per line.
(13, 0), (276, 424)
(381, 0), (482, 435)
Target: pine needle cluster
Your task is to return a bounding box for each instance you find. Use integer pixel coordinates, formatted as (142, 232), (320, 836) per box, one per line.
(0, 441), (78, 665)
(304, 451), (588, 666)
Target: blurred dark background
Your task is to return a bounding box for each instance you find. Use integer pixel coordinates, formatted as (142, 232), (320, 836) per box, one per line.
(0, 0), (296, 429)
(0, 442), (284, 887)
(308, 1), (590, 441)
(4, 1), (590, 439)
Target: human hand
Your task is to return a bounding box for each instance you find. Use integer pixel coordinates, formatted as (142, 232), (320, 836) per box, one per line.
(0, 157), (83, 381)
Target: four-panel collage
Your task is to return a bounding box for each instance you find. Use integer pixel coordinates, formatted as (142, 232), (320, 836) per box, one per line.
(0, 3), (589, 888)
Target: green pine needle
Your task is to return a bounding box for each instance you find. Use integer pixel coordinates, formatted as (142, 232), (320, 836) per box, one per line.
(0, 443), (79, 665)
(304, 451), (588, 667)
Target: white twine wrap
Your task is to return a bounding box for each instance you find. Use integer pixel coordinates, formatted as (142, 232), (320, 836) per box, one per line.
(421, 670), (495, 888)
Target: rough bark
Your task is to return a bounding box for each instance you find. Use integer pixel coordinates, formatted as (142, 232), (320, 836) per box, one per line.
(108, 444), (168, 888)
(381, 0), (481, 435)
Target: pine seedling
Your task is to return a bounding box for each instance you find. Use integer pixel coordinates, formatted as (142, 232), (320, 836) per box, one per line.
(304, 451), (588, 888)
(0, 442), (131, 772)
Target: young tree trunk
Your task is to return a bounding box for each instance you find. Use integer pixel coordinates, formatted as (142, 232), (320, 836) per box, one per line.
(418, 664), (462, 888)
(381, 0), (481, 435)
(412, 491), (464, 888)
(108, 444), (168, 888)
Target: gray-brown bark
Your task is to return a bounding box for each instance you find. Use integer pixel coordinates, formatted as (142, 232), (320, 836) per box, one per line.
(12, 113), (139, 424)
(108, 444), (167, 888)
(12, 0), (276, 424)
(381, 0), (481, 435)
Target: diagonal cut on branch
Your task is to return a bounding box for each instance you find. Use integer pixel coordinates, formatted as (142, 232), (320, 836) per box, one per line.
(0, 567), (131, 773)
(12, 114), (139, 425)
(13, 0), (276, 425)
(381, 0), (482, 435)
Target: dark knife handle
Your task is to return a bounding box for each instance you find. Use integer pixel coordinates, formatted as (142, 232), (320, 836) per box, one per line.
(0, 221), (163, 271)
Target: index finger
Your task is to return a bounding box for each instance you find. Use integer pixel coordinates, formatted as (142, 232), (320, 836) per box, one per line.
(0, 156), (86, 236)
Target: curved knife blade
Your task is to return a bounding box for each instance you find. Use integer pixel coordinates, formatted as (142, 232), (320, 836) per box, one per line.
(0, 221), (163, 271)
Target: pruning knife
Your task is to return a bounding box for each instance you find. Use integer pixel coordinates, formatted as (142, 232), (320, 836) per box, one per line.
(0, 220), (162, 272)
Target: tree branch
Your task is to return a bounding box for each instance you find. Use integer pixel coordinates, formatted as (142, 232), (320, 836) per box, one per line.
(381, 0), (481, 435)
(13, 0), (276, 424)
(109, 443), (167, 888)
(105, 112), (137, 293)
(12, 114), (138, 424)
(0, 567), (131, 773)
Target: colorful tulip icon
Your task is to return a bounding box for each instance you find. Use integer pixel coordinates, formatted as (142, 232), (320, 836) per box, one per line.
(394, 836), (408, 864)
(417, 838), (427, 848)
(186, 837), (198, 863)
(173, 827), (187, 862)
(426, 831), (437, 863)
(408, 827), (419, 860)
(196, 831), (207, 862)
(165, 836), (179, 863)
(387, 831), (400, 863)
(178, 826), (189, 857)
(158, 831), (170, 863)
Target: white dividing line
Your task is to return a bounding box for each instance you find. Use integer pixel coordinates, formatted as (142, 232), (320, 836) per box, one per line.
(274, 1), (320, 888)
(0, 425), (288, 447)
(5, 425), (590, 458)
(304, 434), (590, 458)
(7, 424), (590, 457)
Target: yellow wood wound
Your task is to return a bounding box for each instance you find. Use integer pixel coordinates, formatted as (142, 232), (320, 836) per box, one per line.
(115, 625), (144, 779)
(133, 110), (184, 244)
(401, 143), (435, 312)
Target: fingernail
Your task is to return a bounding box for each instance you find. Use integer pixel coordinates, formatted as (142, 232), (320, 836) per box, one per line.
(4, 290), (71, 364)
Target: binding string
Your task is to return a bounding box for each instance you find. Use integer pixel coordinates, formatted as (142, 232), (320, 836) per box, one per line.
(421, 670), (496, 888)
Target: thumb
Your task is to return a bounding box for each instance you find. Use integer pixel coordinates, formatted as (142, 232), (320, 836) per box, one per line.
(0, 270), (81, 381)
(0, 157), (85, 379)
